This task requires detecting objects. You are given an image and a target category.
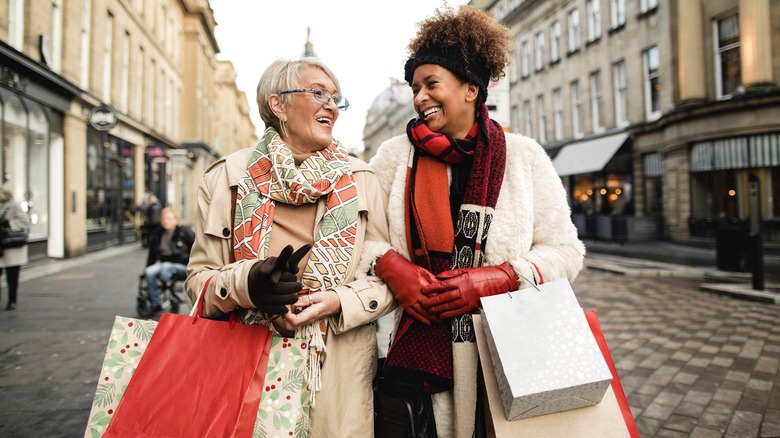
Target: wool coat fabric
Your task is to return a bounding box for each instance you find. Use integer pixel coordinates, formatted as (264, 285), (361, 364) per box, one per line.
(0, 198), (30, 268)
(369, 131), (586, 436)
(186, 146), (395, 437)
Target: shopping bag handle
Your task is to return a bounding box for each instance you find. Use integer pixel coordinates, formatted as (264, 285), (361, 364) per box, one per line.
(191, 275), (241, 328)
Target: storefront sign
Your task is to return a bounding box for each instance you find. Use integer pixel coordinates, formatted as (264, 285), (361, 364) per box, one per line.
(0, 66), (29, 92)
(88, 104), (118, 131)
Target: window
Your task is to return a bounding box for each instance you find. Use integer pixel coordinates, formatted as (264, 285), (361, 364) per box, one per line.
(534, 31), (545, 70)
(536, 95), (547, 144)
(523, 100), (533, 137)
(136, 46), (144, 117)
(643, 46), (661, 120)
(79, 0), (92, 87)
(511, 104), (521, 133)
(571, 80), (583, 138)
(28, 105), (50, 240)
(550, 21), (561, 62)
(613, 61), (628, 126)
(643, 153), (663, 216)
(714, 15), (741, 99)
(8, 0), (25, 49)
(590, 71), (604, 132)
(553, 88), (564, 141)
(568, 9), (581, 53)
(511, 36), (522, 82)
(121, 31), (131, 112)
(103, 12), (114, 102)
(640, 0), (658, 13)
(521, 40), (531, 77)
(587, 0), (601, 41)
(611, 0), (626, 28)
(51, 0), (63, 71)
(149, 58), (157, 126)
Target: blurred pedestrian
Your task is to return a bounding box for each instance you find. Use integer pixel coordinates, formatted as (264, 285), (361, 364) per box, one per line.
(144, 207), (194, 313)
(140, 192), (161, 248)
(0, 186), (30, 311)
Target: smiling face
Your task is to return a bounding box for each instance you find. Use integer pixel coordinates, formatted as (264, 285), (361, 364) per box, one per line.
(274, 66), (340, 153)
(410, 64), (479, 139)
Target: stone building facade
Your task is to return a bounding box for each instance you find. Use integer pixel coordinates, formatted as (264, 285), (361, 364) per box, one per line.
(0, 0), (257, 260)
(492, 0), (779, 248)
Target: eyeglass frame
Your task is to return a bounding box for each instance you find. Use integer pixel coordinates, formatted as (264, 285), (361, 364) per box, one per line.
(277, 88), (349, 110)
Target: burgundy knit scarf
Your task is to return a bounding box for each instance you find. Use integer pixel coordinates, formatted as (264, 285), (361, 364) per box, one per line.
(384, 103), (506, 392)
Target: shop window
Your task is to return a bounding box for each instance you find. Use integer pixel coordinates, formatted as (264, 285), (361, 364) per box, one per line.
(643, 153), (663, 215)
(28, 104), (50, 240)
(2, 95), (28, 199)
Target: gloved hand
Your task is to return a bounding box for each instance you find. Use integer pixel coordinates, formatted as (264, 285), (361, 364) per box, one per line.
(375, 249), (440, 325)
(247, 243), (312, 315)
(421, 262), (517, 319)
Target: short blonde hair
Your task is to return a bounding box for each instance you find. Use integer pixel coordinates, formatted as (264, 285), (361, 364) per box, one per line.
(256, 57), (342, 133)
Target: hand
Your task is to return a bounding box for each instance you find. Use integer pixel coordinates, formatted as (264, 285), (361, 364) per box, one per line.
(247, 244), (312, 315)
(421, 262), (517, 319)
(280, 290), (341, 331)
(375, 249), (440, 325)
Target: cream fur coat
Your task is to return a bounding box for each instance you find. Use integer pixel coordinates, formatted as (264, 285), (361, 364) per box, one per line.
(369, 132), (585, 288)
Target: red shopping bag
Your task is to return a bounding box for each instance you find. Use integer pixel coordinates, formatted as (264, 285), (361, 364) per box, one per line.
(584, 310), (640, 438)
(104, 278), (272, 438)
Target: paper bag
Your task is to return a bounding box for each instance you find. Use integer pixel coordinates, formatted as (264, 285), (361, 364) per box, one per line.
(474, 314), (634, 437)
(102, 311), (273, 437)
(479, 278), (613, 420)
(84, 316), (157, 438)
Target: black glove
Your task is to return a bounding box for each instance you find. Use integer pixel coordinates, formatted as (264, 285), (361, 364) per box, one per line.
(247, 244), (312, 315)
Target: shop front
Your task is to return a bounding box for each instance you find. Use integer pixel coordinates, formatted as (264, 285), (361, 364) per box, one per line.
(1, 41), (78, 261)
(85, 125), (137, 251)
(553, 131), (660, 242)
(688, 133), (780, 245)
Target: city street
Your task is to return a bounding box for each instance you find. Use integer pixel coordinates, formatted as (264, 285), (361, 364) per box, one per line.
(0, 244), (778, 437)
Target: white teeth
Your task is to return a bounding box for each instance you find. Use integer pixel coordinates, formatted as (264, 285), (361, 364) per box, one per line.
(423, 107), (440, 117)
(316, 118), (331, 124)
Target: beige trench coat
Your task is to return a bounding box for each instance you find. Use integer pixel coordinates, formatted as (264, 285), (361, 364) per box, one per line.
(185, 147), (396, 437)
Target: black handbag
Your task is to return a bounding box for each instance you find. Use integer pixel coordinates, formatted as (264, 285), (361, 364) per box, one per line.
(1, 228), (28, 248)
(374, 360), (437, 438)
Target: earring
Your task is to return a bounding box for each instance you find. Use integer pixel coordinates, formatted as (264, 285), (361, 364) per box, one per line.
(279, 119), (288, 138)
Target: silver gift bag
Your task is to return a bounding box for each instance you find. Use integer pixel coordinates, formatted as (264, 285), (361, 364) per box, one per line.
(480, 278), (613, 421)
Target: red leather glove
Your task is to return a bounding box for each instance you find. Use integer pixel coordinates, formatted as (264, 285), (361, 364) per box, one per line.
(375, 249), (440, 325)
(421, 262), (517, 319)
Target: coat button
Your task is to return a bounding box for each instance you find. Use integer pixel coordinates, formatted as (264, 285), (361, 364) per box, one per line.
(222, 228), (230, 237)
(369, 300), (378, 310)
(219, 288), (228, 298)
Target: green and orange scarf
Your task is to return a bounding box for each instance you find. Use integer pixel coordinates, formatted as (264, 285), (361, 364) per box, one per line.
(233, 127), (358, 402)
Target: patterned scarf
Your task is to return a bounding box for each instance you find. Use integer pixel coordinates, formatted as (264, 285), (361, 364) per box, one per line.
(384, 103), (506, 392)
(234, 127), (358, 402)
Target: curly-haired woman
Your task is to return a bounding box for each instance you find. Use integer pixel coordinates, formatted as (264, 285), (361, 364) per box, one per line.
(369, 6), (585, 437)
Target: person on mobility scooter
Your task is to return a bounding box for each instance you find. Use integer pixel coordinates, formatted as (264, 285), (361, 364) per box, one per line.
(138, 207), (195, 317)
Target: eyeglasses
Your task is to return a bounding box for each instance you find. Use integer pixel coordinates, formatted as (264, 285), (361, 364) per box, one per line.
(278, 88), (349, 110)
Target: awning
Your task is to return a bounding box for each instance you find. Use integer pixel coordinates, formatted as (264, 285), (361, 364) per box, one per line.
(552, 132), (629, 177)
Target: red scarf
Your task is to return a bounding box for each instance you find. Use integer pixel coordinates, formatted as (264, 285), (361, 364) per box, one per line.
(385, 103), (507, 391)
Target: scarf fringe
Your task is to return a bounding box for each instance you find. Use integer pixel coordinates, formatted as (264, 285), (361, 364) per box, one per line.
(298, 323), (327, 406)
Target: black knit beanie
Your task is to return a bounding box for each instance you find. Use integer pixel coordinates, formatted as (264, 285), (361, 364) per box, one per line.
(404, 42), (491, 103)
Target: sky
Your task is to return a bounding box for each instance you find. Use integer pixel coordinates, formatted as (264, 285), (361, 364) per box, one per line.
(209, 0), (469, 153)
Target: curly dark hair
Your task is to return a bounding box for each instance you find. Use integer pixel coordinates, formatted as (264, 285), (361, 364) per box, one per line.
(407, 5), (513, 84)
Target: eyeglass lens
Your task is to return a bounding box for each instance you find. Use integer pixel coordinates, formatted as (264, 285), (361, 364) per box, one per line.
(312, 89), (348, 110)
